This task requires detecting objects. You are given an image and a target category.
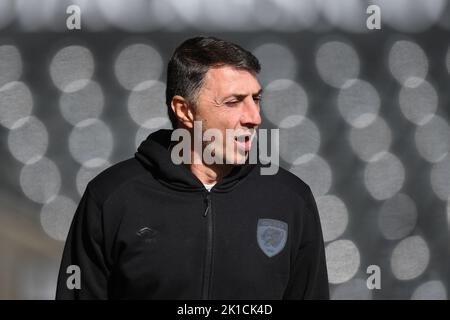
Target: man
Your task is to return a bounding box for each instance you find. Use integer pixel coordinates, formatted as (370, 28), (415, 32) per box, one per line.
(56, 36), (329, 299)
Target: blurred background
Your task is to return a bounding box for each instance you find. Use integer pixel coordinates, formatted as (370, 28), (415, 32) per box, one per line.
(0, 0), (449, 299)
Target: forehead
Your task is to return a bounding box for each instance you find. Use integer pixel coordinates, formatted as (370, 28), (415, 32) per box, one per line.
(201, 66), (261, 96)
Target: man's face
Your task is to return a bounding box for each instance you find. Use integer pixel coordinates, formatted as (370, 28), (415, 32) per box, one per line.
(193, 65), (262, 165)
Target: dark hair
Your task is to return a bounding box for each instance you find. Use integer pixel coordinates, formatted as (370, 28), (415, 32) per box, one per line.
(165, 36), (261, 128)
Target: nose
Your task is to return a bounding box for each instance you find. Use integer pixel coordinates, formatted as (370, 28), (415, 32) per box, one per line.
(241, 97), (262, 128)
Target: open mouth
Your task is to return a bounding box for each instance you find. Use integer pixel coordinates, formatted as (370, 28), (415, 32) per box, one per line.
(234, 133), (253, 152)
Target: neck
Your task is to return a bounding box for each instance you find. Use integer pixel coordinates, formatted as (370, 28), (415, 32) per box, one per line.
(189, 161), (233, 185)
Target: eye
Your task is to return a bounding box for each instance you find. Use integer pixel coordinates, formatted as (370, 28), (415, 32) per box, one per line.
(253, 96), (262, 104)
(225, 100), (239, 106)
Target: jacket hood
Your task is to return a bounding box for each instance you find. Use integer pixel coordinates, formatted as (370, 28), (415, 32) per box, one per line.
(135, 129), (259, 192)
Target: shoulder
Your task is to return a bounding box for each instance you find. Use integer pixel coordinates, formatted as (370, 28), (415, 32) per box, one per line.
(253, 163), (316, 210)
(256, 163), (311, 194)
(86, 157), (149, 206)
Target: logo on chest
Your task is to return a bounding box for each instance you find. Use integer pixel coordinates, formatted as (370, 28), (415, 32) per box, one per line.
(257, 218), (288, 258)
(136, 226), (158, 244)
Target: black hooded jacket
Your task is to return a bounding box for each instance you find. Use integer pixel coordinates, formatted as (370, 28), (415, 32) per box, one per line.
(56, 129), (329, 299)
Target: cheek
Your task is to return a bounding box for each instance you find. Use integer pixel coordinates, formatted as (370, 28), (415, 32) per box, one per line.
(200, 107), (241, 129)
(197, 106), (218, 124)
(218, 111), (242, 126)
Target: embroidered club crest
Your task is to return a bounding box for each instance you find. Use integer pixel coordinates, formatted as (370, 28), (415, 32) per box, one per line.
(257, 218), (288, 257)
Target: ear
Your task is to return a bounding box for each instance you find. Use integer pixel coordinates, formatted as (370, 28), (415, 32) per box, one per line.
(171, 95), (195, 129)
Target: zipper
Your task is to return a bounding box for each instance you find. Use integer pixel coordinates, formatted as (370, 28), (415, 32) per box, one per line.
(203, 192), (211, 217)
(201, 192), (213, 299)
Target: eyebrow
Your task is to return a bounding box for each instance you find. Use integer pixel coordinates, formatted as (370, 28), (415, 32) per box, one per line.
(226, 89), (263, 100)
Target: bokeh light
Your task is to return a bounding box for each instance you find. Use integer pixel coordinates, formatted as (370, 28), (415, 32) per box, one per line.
(278, 118), (320, 165)
(4, 0), (448, 33)
(19, 157), (61, 204)
(70, 0), (109, 31)
(364, 152), (405, 200)
(262, 79), (308, 129)
(165, 0), (203, 30)
(430, 154), (450, 201)
(350, 117), (392, 162)
(97, 0), (155, 32)
(251, 0), (285, 30)
(398, 79), (437, 125)
(0, 81), (33, 129)
(337, 79), (380, 129)
(373, 0), (445, 33)
(320, 0), (368, 33)
(325, 239), (360, 284)
(15, 0), (64, 31)
(411, 280), (448, 300)
(114, 43), (163, 91)
(150, 0), (178, 31)
(40, 195), (77, 241)
(202, 0), (256, 31)
(316, 41), (360, 88)
(264, 0), (320, 31)
(388, 40), (428, 88)
(59, 80), (104, 126)
(378, 193), (417, 240)
(316, 195), (348, 242)
(68, 118), (113, 167)
(0, 45), (22, 87)
(7, 116), (48, 165)
(415, 115), (450, 163)
(289, 154), (332, 197)
(50, 46), (94, 93)
(127, 80), (170, 127)
(252, 43), (297, 85)
(390, 235), (430, 281)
